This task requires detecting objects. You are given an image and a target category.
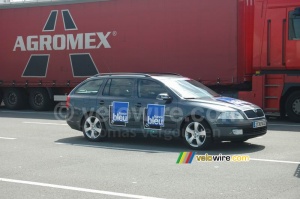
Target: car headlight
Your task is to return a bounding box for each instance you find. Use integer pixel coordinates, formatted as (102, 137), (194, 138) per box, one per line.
(218, 111), (244, 120)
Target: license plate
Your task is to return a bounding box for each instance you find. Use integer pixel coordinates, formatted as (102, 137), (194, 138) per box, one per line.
(253, 120), (266, 128)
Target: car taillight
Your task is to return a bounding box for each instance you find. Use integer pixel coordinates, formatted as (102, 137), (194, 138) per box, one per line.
(66, 95), (71, 108)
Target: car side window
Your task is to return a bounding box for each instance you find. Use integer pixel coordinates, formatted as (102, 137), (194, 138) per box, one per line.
(138, 80), (167, 99)
(103, 78), (134, 97)
(75, 79), (104, 95)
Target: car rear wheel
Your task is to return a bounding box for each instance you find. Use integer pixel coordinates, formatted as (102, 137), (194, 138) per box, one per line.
(82, 115), (106, 141)
(182, 118), (212, 149)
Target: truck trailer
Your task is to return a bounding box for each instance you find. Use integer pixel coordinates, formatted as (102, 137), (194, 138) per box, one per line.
(0, 0), (300, 122)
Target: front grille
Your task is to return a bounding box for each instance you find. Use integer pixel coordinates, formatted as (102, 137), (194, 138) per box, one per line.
(244, 109), (265, 118)
(243, 126), (267, 135)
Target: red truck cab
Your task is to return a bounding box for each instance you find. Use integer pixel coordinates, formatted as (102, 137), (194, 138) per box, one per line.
(239, 0), (300, 122)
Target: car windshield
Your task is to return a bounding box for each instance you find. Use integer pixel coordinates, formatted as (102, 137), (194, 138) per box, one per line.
(160, 78), (220, 99)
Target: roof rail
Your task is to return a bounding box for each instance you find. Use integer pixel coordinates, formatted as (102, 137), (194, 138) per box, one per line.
(141, 72), (182, 76)
(93, 72), (182, 77)
(93, 73), (151, 77)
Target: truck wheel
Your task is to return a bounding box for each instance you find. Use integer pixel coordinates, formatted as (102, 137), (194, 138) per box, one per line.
(82, 115), (106, 142)
(3, 88), (27, 110)
(0, 91), (3, 104)
(182, 118), (212, 150)
(29, 88), (53, 111)
(286, 91), (300, 122)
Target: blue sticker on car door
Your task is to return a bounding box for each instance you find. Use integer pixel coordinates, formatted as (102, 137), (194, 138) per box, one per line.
(109, 101), (129, 126)
(144, 104), (165, 129)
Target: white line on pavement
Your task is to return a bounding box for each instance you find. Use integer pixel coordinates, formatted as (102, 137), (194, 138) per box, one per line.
(0, 137), (16, 140)
(268, 123), (300, 127)
(0, 178), (165, 199)
(23, 122), (67, 126)
(55, 142), (168, 153)
(250, 158), (300, 164)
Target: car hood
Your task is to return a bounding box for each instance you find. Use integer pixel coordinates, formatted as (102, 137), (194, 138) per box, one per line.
(187, 97), (260, 112)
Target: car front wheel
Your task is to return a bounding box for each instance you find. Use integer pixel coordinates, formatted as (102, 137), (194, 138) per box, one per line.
(82, 115), (106, 141)
(182, 119), (212, 149)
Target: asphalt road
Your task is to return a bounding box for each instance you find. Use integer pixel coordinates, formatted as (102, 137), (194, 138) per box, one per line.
(0, 107), (299, 199)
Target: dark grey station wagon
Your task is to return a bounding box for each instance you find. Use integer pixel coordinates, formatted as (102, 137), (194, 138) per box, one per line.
(66, 73), (267, 149)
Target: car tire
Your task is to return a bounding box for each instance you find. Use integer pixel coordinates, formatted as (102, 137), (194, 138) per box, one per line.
(285, 91), (300, 122)
(29, 88), (53, 111)
(182, 118), (212, 150)
(82, 114), (106, 142)
(3, 88), (27, 110)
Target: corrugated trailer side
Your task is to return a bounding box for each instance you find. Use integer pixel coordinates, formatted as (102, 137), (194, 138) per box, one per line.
(0, 0), (240, 110)
(0, 0), (240, 86)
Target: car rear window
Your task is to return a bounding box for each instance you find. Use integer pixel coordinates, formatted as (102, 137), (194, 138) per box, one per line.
(103, 78), (134, 97)
(75, 79), (104, 95)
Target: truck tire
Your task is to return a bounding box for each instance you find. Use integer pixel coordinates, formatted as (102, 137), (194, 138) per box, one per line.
(3, 88), (27, 110)
(182, 117), (212, 150)
(286, 91), (300, 122)
(0, 91), (3, 104)
(29, 88), (53, 111)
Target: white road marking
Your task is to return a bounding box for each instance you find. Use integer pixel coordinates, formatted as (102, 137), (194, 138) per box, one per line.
(55, 142), (168, 153)
(268, 123), (300, 127)
(23, 122), (67, 126)
(0, 137), (16, 140)
(254, 137), (263, 139)
(250, 158), (300, 164)
(0, 178), (165, 199)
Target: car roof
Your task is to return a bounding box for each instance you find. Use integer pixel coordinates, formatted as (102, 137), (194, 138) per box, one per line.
(88, 73), (187, 80)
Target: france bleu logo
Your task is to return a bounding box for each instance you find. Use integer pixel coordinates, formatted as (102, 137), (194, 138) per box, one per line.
(110, 101), (129, 126)
(144, 104), (165, 129)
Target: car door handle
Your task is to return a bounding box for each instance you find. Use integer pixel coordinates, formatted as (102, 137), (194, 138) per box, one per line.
(135, 103), (142, 108)
(99, 100), (105, 105)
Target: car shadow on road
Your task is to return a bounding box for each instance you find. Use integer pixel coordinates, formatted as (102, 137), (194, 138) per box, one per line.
(55, 134), (265, 155)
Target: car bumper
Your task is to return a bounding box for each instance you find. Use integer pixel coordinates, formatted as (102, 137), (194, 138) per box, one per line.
(212, 118), (267, 141)
(66, 119), (81, 131)
(66, 108), (82, 131)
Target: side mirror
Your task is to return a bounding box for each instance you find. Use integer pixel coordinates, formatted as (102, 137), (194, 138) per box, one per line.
(156, 93), (172, 101)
